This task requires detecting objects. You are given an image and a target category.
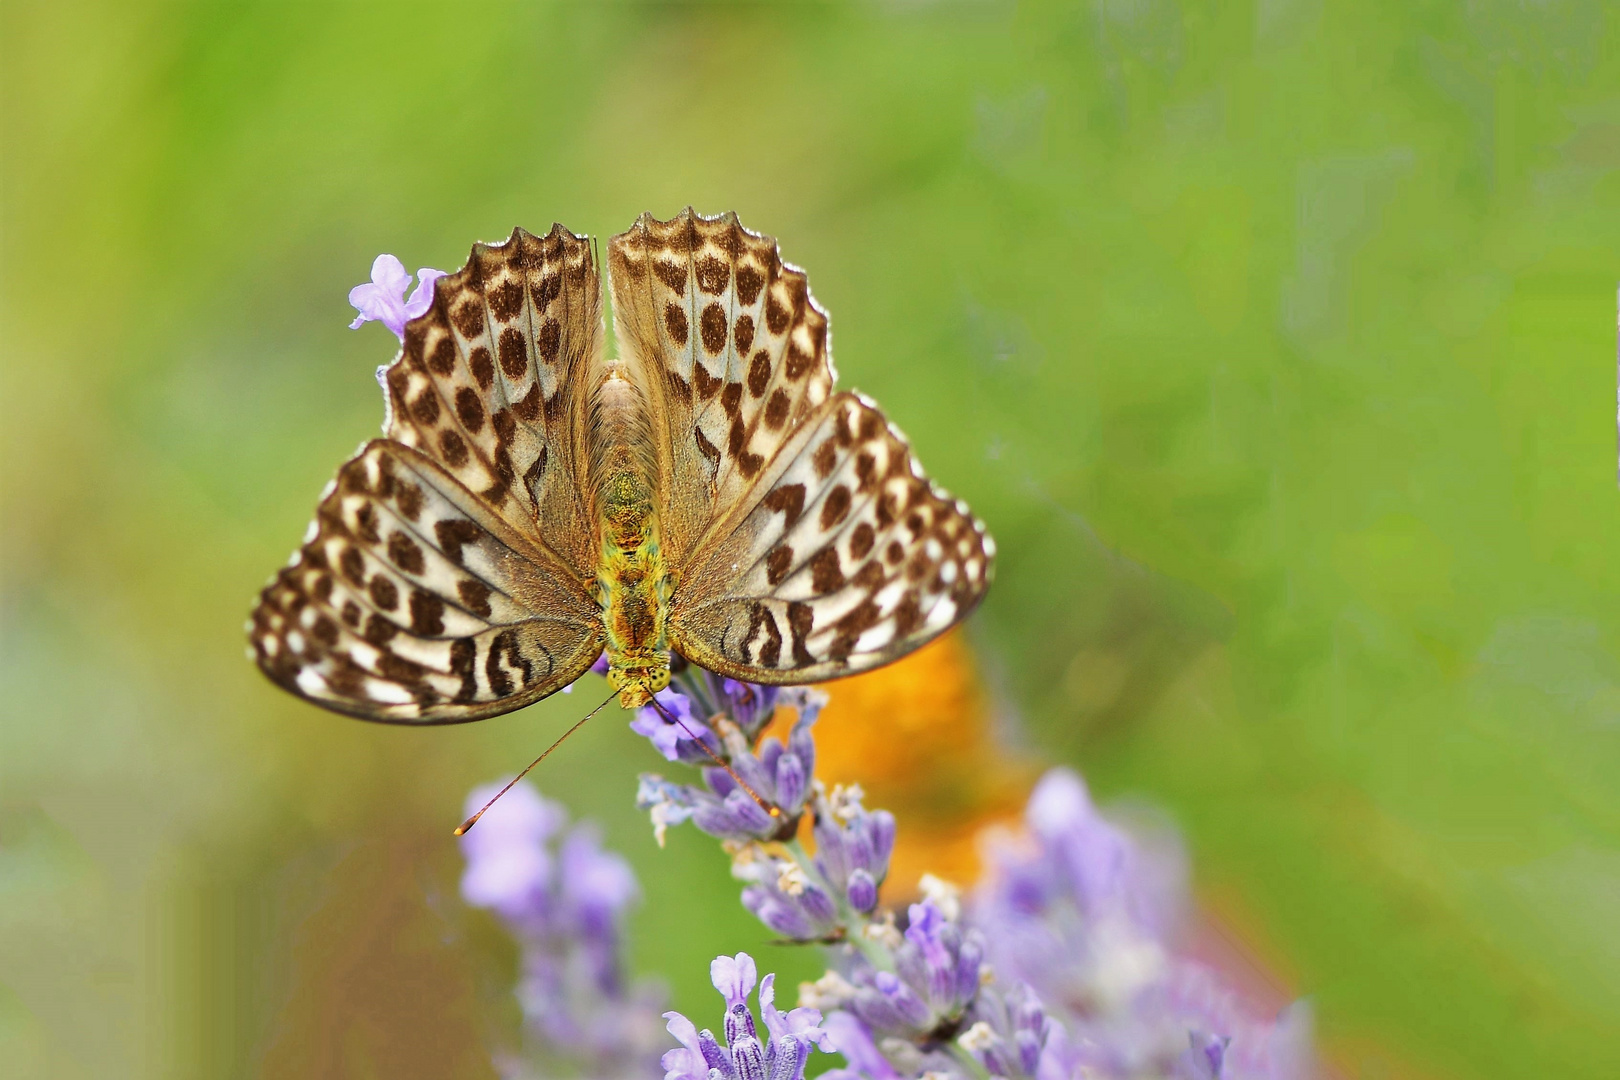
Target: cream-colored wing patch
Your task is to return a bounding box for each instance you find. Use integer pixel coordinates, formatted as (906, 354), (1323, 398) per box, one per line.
(250, 441), (603, 723)
(606, 209), (834, 568)
(667, 393), (993, 684)
(382, 225), (600, 577)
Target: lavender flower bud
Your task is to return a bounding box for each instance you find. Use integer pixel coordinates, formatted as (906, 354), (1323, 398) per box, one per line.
(768, 1036), (803, 1080)
(721, 679), (780, 735)
(733, 1035), (768, 1080)
(846, 869), (879, 913)
(732, 745), (778, 807)
(848, 986), (906, 1033)
(726, 789), (778, 834)
(813, 822), (851, 886)
(865, 810), (896, 874)
(865, 972), (933, 1030)
(726, 1000), (759, 1047)
(774, 751), (807, 815)
(705, 765), (737, 798)
(699, 1028), (732, 1075)
(798, 883), (838, 927)
(1186, 1031), (1230, 1079)
(759, 737), (784, 775)
(690, 788), (779, 843)
(1015, 1027), (1043, 1076)
(693, 799), (747, 840)
(955, 934), (984, 1004)
(744, 886), (817, 940)
(787, 711), (817, 784)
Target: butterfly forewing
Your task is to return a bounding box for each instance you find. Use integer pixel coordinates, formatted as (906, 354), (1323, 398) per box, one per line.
(606, 211), (834, 570)
(384, 225), (600, 576)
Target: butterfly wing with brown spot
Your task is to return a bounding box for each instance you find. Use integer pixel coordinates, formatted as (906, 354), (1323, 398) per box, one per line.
(606, 209), (836, 568)
(384, 224), (599, 576)
(606, 210), (994, 683)
(251, 442), (604, 722)
(250, 224), (606, 723)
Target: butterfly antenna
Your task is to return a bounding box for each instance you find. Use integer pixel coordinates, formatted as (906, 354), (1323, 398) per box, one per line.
(649, 694), (781, 819)
(455, 689), (619, 836)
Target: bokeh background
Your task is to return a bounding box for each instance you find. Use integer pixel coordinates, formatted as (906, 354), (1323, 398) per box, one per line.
(4, 1), (1619, 1077)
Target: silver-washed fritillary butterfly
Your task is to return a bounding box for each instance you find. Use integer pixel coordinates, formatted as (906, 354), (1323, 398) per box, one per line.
(249, 210), (995, 722)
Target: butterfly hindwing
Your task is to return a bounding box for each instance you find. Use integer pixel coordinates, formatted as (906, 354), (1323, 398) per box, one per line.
(383, 225), (600, 577)
(666, 393), (994, 683)
(606, 209), (835, 569)
(250, 441), (603, 723)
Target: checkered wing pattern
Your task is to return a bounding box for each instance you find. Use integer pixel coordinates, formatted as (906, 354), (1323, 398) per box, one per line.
(668, 393), (994, 682)
(381, 224), (600, 575)
(606, 209), (835, 569)
(250, 442), (603, 723)
(608, 210), (993, 683)
(250, 225), (606, 723)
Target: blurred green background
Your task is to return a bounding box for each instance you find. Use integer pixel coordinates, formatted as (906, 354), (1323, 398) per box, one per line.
(4, 1), (1619, 1077)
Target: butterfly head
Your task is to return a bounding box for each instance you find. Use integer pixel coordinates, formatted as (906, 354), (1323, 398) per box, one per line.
(606, 652), (672, 709)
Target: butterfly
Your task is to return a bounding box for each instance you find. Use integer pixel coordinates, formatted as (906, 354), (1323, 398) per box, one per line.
(249, 210), (994, 722)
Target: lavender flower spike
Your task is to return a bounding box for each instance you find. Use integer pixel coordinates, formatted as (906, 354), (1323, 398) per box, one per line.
(457, 779), (565, 924)
(663, 953), (830, 1080)
(348, 254), (446, 339)
(458, 779), (667, 1076)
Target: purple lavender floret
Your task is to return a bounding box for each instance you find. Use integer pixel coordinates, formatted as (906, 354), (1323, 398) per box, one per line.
(735, 853), (843, 942)
(956, 983), (1055, 1080)
(721, 678), (781, 734)
(662, 953), (831, 1080)
(663, 664), (784, 742)
(807, 898), (984, 1043)
(348, 254), (445, 339)
(630, 688), (723, 764)
(897, 901), (985, 1022)
(634, 688), (823, 846)
(812, 785), (896, 914)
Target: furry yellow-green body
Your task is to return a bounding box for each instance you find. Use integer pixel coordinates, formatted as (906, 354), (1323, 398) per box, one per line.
(594, 365), (673, 708)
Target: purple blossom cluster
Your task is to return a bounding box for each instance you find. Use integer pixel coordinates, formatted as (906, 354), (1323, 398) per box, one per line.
(810, 783), (896, 916)
(622, 672), (1312, 1080)
(663, 953), (834, 1080)
(459, 703), (1313, 1080)
(721, 782), (897, 941)
(457, 780), (666, 1079)
(634, 681), (820, 847)
(802, 898), (984, 1046)
(967, 769), (1313, 1080)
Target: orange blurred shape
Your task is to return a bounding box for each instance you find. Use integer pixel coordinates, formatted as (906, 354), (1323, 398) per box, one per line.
(807, 629), (1037, 897)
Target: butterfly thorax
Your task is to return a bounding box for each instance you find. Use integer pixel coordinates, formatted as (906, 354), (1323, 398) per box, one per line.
(593, 365), (673, 708)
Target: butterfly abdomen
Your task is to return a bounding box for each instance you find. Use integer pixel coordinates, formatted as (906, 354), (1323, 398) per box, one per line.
(592, 362), (672, 705)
